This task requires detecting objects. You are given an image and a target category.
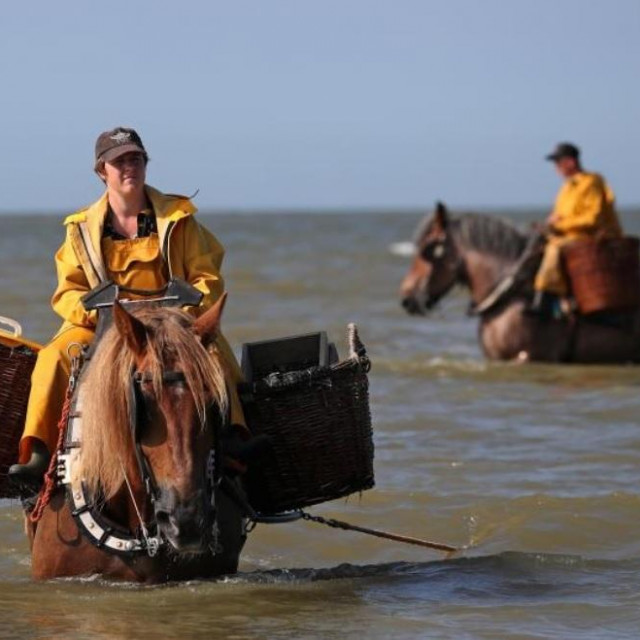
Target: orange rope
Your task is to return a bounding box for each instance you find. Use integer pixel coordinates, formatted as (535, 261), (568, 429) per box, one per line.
(28, 380), (75, 523)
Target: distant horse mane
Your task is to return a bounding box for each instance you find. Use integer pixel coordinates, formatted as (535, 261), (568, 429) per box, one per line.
(75, 306), (228, 498)
(452, 214), (528, 261)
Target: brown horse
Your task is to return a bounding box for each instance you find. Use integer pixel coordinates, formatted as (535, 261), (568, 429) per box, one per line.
(28, 295), (247, 581)
(399, 203), (640, 363)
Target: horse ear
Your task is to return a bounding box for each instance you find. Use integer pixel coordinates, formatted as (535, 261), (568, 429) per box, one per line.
(434, 201), (449, 230)
(193, 292), (228, 347)
(113, 299), (147, 355)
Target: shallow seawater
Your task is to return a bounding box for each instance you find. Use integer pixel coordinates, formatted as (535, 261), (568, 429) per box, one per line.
(1, 208), (640, 639)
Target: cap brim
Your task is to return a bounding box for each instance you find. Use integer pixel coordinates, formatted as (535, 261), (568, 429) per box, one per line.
(99, 144), (146, 164)
(545, 153), (561, 161)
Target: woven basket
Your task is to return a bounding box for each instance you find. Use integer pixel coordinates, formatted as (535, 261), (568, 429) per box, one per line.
(0, 337), (38, 498)
(241, 324), (374, 515)
(563, 236), (640, 314)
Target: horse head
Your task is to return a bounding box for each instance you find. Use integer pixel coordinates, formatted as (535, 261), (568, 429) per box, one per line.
(77, 296), (229, 555)
(399, 202), (462, 315)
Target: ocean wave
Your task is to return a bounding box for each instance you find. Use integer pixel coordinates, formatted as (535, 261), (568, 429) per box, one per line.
(388, 241), (415, 257)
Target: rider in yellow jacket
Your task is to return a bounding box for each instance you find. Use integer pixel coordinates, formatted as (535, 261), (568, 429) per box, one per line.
(530, 142), (622, 315)
(10, 127), (245, 487)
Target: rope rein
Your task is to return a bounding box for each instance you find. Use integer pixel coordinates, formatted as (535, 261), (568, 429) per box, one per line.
(118, 459), (160, 557)
(299, 511), (460, 557)
(29, 354), (82, 523)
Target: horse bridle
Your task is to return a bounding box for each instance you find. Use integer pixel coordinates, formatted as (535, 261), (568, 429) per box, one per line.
(418, 236), (464, 310)
(59, 367), (225, 559)
(128, 366), (224, 518)
(128, 369), (187, 504)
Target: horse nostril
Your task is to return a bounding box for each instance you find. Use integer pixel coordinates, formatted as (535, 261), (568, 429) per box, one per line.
(156, 510), (181, 537)
(155, 509), (171, 529)
(401, 297), (419, 314)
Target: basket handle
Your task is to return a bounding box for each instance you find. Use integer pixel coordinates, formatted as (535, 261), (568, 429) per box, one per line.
(347, 323), (367, 360)
(0, 315), (22, 338)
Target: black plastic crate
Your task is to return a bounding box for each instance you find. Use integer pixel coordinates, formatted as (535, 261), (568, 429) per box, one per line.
(241, 332), (330, 382)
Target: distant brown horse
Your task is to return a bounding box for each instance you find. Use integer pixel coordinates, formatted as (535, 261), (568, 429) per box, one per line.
(399, 203), (640, 363)
(28, 295), (247, 581)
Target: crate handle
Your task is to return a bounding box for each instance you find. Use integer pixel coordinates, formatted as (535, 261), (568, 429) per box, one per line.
(0, 316), (22, 338)
(347, 323), (367, 360)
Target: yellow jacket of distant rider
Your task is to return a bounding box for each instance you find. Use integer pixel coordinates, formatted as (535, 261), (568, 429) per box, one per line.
(551, 172), (622, 239)
(52, 185), (225, 329)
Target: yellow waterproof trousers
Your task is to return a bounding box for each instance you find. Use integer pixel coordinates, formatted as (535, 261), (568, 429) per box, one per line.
(19, 326), (94, 463)
(19, 234), (246, 462)
(533, 236), (574, 297)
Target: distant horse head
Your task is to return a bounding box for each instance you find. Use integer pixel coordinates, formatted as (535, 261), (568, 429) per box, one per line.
(399, 202), (463, 314)
(400, 202), (527, 315)
(75, 296), (229, 554)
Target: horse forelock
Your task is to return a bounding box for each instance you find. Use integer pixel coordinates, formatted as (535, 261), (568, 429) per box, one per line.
(452, 214), (527, 261)
(75, 306), (228, 499)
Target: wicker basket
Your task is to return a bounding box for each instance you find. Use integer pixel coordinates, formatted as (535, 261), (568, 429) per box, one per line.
(563, 236), (640, 314)
(241, 324), (374, 515)
(0, 334), (38, 498)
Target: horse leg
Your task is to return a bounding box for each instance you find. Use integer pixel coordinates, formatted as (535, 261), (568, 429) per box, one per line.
(24, 515), (36, 552)
(212, 477), (247, 575)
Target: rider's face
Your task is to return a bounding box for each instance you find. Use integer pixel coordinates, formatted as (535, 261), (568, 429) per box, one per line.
(100, 152), (147, 196)
(554, 156), (578, 179)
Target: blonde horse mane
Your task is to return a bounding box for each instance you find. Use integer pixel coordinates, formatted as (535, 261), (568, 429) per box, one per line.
(74, 306), (228, 499)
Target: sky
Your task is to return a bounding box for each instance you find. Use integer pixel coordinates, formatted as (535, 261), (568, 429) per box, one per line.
(1, 0), (639, 212)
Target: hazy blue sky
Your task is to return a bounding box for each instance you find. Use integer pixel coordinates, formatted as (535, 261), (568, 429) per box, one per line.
(1, 1), (639, 211)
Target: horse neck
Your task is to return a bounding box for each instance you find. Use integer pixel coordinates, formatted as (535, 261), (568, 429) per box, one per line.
(456, 243), (518, 306)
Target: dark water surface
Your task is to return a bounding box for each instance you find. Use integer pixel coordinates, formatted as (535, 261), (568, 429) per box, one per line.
(1, 208), (640, 639)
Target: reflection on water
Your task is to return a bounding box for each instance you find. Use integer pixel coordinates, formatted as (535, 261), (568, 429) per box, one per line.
(2, 209), (640, 639)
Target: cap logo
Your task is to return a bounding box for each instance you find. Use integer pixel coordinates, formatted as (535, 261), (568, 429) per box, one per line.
(110, 131), (131, 144)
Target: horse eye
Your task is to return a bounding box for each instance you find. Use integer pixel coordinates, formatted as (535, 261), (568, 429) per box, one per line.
(172, 380), (187, 393)
(423, 242), (446, 261)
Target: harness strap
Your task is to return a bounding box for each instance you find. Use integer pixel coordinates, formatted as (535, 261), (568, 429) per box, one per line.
(468, 231), (542, 317)
(471, 274), (518, 316)
(78, 222), (108, 283)
(66, 481), (148, 555)
(128, 371), (164, 502)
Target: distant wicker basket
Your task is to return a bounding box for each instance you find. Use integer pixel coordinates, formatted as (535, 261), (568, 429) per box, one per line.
(0, 330), (38, 499)
(563, 236), (640, 314)
(241, 324), (374, 515)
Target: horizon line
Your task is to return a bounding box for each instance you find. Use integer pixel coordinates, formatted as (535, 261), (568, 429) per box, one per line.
(1, 203), (640, 217)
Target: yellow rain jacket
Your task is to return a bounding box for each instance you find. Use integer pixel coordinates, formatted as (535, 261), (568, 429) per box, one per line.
(53, 185), (227, 329)
(550, 172), (621, 239)
(535, 172), (622, 296)
(20, 186), (245, 462)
